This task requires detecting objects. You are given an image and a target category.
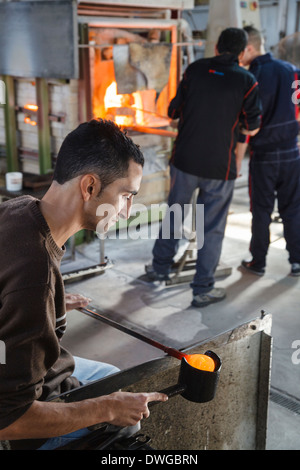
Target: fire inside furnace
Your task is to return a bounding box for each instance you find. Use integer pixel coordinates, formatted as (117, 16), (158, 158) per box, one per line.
(24, 103), (38, 126)
(95, 79), (170, 128)
(90, 28), (173, 129)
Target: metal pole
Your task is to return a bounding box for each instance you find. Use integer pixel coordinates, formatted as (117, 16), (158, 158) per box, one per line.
(78, 306), (186, 361)
(78, 23), (93, 123)
(3, 75), (19, 172)
(36, 78), (52, 174)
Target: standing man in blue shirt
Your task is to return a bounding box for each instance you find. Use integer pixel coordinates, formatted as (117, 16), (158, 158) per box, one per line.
(241, 26), (300, 277)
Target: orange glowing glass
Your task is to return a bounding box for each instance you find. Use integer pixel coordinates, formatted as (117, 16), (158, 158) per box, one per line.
(24, 104), (38, 112)
(185, 354), (215, 372)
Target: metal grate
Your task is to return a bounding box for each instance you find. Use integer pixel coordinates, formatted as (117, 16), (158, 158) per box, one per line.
(270, 388), (300, 415)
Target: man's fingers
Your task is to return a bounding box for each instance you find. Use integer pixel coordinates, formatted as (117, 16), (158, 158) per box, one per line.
(65, 293), (92, 311)
(146, 392), (169, 404)
(139, 392), (168, 420)
(104, 391), (168, 426)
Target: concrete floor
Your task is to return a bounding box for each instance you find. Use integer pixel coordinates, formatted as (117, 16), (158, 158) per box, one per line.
(60, 159), (300, 450)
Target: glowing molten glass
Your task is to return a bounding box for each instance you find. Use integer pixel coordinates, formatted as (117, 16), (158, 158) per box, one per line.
(185, 354), (215, 372)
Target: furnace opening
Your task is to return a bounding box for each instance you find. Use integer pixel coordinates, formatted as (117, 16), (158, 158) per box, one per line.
(89, 25), (177, 131)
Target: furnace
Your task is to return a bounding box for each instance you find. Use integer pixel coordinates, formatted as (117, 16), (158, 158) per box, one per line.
(78, 11), (182, 206)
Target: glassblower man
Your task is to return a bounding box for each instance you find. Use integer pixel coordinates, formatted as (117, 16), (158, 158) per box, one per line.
(0, 119), (168, 450)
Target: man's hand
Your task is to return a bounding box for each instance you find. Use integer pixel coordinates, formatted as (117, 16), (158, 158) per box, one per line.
(101, 391), (168, 427)
(235, 142), (248, 177)
(240, 126), (260, 137)
(65, 293), (91, 311)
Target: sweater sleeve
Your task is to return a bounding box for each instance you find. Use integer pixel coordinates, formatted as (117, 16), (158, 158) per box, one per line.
(0, 285), (61, 430)
(240, 79), (262, 131)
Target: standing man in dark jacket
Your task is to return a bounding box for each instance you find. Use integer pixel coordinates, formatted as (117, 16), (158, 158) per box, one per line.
(147, 28), (262, 308)
(241, 26), (300, 277)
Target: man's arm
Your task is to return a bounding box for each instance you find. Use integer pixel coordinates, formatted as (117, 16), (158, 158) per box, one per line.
(168, 72), (187, 120)
(235, 141), (249, 177)
(235, 77), (262, 176)
(240, 127), (260, 136)
(240, 78), (262, 135)
(235, 127), (260, 177)
(0, 287), (167, 441)
(0, 391), (168, 440)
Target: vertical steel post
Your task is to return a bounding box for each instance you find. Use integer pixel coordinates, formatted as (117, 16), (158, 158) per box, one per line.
(3, 75), (19, 172)
(78, 23), (92, 123)
(36, 77), (52, 174)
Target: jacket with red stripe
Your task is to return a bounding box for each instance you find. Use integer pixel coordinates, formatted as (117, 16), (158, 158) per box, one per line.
(168, 53), (262, 180)
(248, 52), (300, 152)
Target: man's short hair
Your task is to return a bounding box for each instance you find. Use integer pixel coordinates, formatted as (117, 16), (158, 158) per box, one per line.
(216, 27), (248, 57)
(243, 25), (263, 52)
(53, 119), (144, 190)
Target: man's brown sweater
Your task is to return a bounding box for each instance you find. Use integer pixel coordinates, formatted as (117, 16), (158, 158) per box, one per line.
(0, 196), (79, 432)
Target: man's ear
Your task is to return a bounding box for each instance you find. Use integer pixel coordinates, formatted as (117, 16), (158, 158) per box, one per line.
(80, 174), (101, 201)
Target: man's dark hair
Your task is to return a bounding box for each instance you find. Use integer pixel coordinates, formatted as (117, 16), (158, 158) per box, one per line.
(53, 119), (144, 190)
(216, 27), (248, 57)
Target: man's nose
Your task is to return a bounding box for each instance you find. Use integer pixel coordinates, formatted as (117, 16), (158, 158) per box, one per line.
(119, 198), (133, 220)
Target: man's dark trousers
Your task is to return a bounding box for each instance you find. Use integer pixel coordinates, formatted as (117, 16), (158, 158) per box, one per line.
(249, 146), (300, 268)
(152, 165), (234, 295)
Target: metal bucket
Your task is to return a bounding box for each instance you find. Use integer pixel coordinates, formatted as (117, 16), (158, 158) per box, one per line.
(178, 350), (222, 403)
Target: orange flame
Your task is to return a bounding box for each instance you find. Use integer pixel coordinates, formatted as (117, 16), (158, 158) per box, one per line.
(24, 104), (38, 112)
(95, 76), (170, 128)
(104, 81), (142, 126)
(24, 115), (37, 126)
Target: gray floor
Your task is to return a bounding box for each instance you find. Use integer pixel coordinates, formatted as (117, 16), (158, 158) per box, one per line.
(60, 160), (300, 450)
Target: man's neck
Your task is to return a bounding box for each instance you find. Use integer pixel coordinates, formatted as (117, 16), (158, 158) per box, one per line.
(252, 46), (266, 61)
(40, 182), (82, 248)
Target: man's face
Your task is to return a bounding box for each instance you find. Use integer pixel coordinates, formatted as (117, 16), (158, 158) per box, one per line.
(240, 45), (253, 67)
(87, 159), (143, 235)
